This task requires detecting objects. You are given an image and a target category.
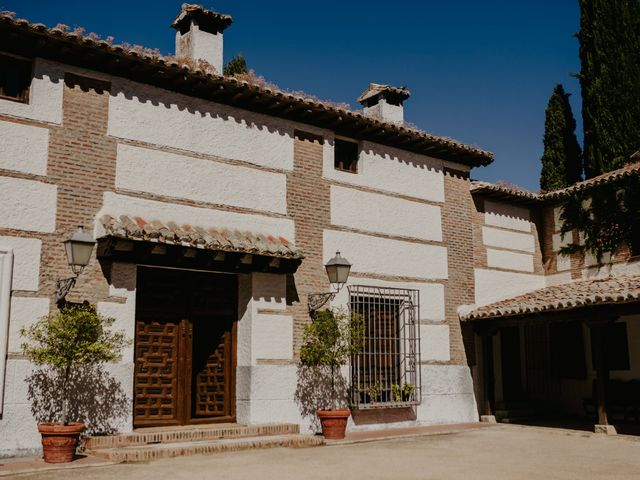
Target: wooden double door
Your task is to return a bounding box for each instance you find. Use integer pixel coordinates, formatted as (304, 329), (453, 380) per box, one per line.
(133, 267), (237, 427)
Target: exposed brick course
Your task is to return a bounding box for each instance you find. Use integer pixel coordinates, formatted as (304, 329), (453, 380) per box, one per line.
(441, 168), (475, 365)
(44, 73), (117, 307)
(286, 131), (331, 354)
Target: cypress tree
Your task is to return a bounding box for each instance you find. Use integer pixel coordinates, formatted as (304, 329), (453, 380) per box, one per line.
(578, 0), (640, 178)
(223, 53), (248, 77)
(540, 84), (583, 191)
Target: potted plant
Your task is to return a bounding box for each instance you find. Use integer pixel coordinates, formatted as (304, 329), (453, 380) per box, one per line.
(20, 303), (129, 463)
(402, 382), (416, 402)
(299, 308), (364, 440)
(391, 383), (401, 402)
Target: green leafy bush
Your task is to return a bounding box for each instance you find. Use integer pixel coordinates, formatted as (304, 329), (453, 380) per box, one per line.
(21, 303), (130, 424)
(299, 308), (364, 410)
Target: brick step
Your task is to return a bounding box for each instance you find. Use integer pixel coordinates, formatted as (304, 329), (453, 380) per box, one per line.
(89, 434), (324, 463)
(84, 423), (300, 450)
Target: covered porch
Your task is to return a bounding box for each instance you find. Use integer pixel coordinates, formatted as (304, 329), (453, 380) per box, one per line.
(460, 275), (640, 434)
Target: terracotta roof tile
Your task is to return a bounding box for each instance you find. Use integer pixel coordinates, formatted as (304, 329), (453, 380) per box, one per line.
(357, 83), (411, 104)
(98, 215), (304, 259)
(471, 160), (640, 204)
(0, 13), (493, 167)
(459, 275), (640, 321)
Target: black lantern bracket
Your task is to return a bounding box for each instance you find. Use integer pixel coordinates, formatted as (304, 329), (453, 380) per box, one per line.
(55, 276), (78, 304)
(307, 250), (352, 314)
(55, 225), (96, 305)
(308, 286), (342, 313)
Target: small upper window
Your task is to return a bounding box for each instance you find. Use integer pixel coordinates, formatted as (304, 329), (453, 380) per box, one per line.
(0, 54), (32, 103)
(334, 138), (359, 173)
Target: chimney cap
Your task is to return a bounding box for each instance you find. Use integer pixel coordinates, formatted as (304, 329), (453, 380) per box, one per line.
(357, 83), (411, 106)
(172, 3), (232, 33)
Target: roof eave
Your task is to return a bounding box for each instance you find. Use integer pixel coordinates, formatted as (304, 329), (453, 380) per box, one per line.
(0, 17), (493, 168)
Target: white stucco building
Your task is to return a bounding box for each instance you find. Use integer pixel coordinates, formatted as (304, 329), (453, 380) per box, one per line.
(0, 4), (638, 458)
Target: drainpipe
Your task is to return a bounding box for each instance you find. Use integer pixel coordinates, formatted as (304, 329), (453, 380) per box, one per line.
(0, 247), (13, 415)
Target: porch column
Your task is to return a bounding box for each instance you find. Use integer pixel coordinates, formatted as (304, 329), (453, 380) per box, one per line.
(590, 317), (617, 434)
(482, 333), (495, 417)
(592, 324), (608, 426)
(476, 324), (498, 422)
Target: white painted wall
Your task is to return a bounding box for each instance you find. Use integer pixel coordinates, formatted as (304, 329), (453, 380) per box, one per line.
(330, 186), (442, 241)
(420, 324), (450, 361)
(415, 365), (479, 425)
(323, 230), (448, 280)
(0, 177), (57, 233)
(474, 268), (544, 306)
(0, 247), (12, 416)
(0, 58), (64, 125)
(484, 200), (531, 232)
(97, 192), (295, 242)
(0, 358), (41, 457)
(552, 233), (572, 271)
(236, 273), (302, 428)
(323, 140), (446, 203)
(115, 144), (287, 214)
(7, 297), (49, 353)
(0, 121), (49, 176)
(482, 227), (534, 253)
(486, 248), (534, 272)
(0, 237), (41, 291)
(331, 276), (445, 322)
(108, 78), (295, 171)
(98, 263), (137, 364)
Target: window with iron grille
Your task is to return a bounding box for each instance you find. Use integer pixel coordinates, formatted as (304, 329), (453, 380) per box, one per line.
(349, 285), (421, 409)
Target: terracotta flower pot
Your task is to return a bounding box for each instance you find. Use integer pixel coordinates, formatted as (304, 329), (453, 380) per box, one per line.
(317, 409), (350, 440)
(37, 422), (85, 463)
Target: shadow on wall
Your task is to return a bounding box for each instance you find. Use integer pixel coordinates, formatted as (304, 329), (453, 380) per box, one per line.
(25, 365), (129, 436)
(294, 365), (348, 433)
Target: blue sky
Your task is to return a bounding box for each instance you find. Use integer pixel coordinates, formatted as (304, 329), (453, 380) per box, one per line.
(2, 1), (583, 191)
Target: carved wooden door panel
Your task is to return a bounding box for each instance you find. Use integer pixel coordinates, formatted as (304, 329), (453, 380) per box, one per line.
(189, 272), (236, 421)
(134, 267), (236, 427)
(134, 320), (182, 425)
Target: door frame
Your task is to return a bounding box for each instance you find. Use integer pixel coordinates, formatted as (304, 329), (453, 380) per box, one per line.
(132, 265), (238, 428)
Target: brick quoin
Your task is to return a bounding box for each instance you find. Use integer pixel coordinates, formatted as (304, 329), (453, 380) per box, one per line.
(441, 168), (475, 365)
(286, 130), (331, 355)
(42, 73), (117, 309)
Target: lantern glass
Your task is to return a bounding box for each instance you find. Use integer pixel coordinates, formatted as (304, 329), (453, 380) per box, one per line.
(324, 251), (351, 286)
(63, 226), (96, 272)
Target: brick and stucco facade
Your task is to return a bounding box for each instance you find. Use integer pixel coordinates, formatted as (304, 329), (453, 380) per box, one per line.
(1, 6), (639, 457)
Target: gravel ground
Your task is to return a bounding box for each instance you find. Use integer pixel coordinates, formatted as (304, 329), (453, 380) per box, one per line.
(13, 425), (640, 480)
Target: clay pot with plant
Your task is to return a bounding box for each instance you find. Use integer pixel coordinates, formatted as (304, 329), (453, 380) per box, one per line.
(20, 303), (129, 463)
(299, 308), (364, 440)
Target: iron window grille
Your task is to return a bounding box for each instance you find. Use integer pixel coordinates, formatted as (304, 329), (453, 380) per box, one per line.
(349, 285), (421, 409)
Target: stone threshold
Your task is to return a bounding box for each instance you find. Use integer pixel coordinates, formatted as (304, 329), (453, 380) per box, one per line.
(92, 434), (324, 462)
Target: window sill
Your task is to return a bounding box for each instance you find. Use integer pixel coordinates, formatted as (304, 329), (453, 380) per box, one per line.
(352, 400), (420, 410)
(0, 93), (29, 104)
(334, 167), (358, 174)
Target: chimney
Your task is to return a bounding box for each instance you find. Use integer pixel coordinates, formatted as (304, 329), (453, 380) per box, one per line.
(171, 4), (232, 75)
(357, 83), (411, 125)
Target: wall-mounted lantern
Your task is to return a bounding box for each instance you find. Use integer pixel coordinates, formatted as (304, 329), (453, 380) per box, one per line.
(56, 226), (96, 304)
(308, 251), (352, 313)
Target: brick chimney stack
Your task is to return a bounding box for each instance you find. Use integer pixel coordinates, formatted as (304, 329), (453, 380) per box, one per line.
(357, 83), (411, 125)
(172, 3), (232, 75)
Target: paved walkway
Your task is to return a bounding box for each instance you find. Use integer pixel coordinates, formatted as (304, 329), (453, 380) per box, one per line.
(7, 424), (640, 479)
